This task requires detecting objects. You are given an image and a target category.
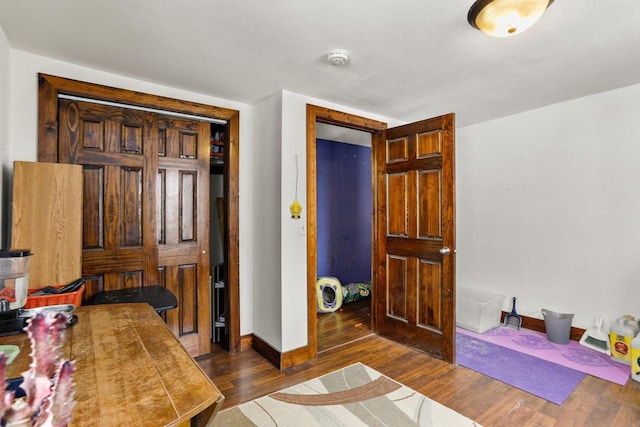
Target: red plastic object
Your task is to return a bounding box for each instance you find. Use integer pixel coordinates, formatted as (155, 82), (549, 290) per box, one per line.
(23, 283), (85, 309)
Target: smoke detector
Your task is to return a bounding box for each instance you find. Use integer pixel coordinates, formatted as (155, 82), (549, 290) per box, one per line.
(326, 49), (350, 66)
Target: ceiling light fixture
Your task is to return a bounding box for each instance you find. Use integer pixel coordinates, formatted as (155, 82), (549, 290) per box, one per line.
(468, 0), (554, 38)
(326, 49), (350, 66)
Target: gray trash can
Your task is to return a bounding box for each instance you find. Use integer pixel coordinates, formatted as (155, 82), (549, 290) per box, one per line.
(542, 308), (574, 344)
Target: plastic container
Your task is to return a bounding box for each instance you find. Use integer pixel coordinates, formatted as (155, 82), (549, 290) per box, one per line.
(631, 332), (640, 383)
(0, 249), (32, 310)
(542, 308), (574, 344)
(456, 287), (505, 333)
(24, 283), (85, 309)
(610, 315), (639, 365)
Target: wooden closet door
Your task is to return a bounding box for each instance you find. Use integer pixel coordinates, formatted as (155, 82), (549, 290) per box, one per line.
(58, 99), (211, 356)
(58, 98), (160, 291)
(157, 116), (211, 355)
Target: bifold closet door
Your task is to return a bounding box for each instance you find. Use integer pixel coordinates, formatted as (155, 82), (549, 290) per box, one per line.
(156, 115), (211, 356)
(57, 98), (211, 356)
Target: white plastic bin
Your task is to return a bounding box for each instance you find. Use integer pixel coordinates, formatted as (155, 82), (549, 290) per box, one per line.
(456, 287), (505, 333)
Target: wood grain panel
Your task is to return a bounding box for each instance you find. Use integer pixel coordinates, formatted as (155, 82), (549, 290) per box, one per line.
(82, 166), (104, 249)
(416, 130), (441, 158)
(180, 171), (196, 242)
(103, 165), (121, 250)
(179, 131), (197, 159)
(179, 263), (198, 335)
(157, 169), (166, 244)
(164, 265), (180, 339)
(387, 137), (408, 163)
(386, 156), (442, 174)
(387, 255), (407, 321)
(81, 250), (145, 273)
(386, 237), (444, 261)
(121, 123), (143, 154)
(82, 120), (103, 151)
(387, 173), (407, 236)
(11, 161), (82, 288)
(417, 259), (442, 330)
(158, 128), (167, 157)
(121, 167), (143, 247)
(418, 170), (442, 239)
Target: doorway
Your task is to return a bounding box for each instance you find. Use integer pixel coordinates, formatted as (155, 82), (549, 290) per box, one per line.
(305, 105), (387, 357)
(315, 124), (375, 352)
(306, 105), (456, 364)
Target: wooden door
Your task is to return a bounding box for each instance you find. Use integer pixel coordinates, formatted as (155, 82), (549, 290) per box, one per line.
(156, 115), (211, 355)
(372, 113), (456, 362)
(58, 98), (211, 355)
(59, 98), (160, 290)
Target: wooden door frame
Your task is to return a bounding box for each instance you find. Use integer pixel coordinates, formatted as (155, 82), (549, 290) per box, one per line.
(37, 73), (242, 354)
(305, 105), (387, 359)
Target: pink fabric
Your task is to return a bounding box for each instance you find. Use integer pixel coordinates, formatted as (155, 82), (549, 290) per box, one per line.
(457, 326), (630, 385)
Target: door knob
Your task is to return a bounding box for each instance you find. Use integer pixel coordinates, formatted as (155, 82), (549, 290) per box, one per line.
(439, 246), (451, 255)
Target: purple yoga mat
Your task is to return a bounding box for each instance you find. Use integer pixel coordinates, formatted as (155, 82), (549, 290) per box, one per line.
(457, 326), (630, 385)
(456, 333), (585, 405)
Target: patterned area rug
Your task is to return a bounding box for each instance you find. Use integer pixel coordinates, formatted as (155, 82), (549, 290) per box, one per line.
(212, 363), (481, 426)
(457, 326), (630, 385)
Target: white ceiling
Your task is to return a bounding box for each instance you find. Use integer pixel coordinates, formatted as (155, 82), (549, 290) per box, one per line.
(1, 1), (639, 128)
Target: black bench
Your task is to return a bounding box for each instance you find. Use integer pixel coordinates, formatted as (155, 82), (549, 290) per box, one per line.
(93, 286), (178, 313)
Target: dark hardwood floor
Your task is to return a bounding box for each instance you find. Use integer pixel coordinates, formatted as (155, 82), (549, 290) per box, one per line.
(199, 302), (640, 426)
(317, 298), (373, 352)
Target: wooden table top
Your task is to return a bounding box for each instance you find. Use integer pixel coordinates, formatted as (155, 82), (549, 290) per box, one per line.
(2, 303), (224, 427)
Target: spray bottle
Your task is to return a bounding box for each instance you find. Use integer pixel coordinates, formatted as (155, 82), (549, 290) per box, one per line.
(631, 332), (640, 383)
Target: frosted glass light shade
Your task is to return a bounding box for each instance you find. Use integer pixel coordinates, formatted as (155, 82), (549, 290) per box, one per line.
(468, 0), (554, 37)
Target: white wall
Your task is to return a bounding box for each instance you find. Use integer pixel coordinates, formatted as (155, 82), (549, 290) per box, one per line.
(6, 49), (256, 336)
(457, 83), (640, 330)
(0, 27), (10, 246)
(251, 92), (284, 349)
